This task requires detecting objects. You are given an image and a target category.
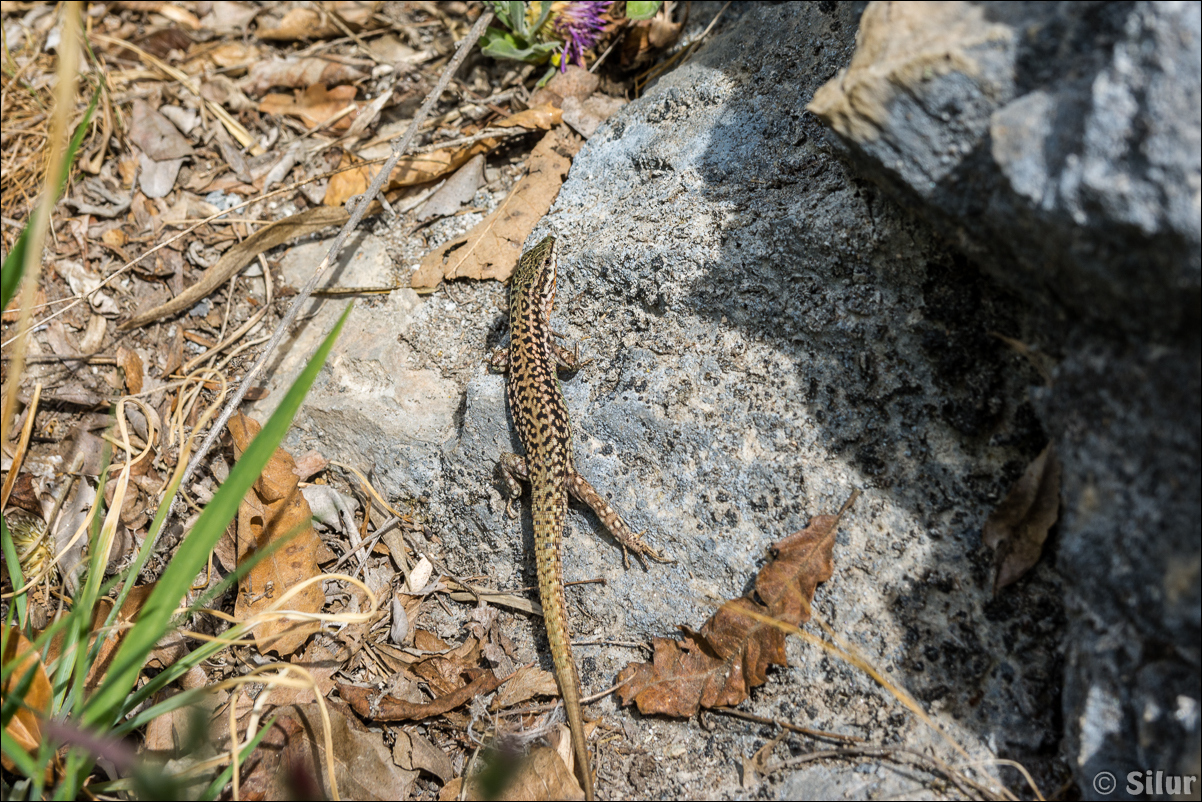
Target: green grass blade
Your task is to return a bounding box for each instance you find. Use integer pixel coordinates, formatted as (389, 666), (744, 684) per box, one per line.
(81, 303), (354, 729)
(115, 523), (307, 726)
(197, 713), (279, 801)
(0, 729), (40, 781)
(1, 514), (28, 631)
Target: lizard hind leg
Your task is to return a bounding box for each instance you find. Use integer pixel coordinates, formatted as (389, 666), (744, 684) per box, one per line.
(567, 471), (673, 568)
(498, 452), (529, 519)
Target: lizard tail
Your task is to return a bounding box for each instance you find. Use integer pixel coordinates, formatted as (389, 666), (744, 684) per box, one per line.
(532, 481), (595, 800)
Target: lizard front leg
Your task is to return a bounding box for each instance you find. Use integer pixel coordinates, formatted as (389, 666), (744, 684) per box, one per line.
(488, 343), (582, 374)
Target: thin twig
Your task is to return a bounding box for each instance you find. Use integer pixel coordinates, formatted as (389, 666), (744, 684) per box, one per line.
(712, 706), (865, 744)
(176, 10), (495, 494)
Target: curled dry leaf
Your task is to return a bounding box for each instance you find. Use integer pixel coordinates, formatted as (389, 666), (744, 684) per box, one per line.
(491, 664), (558, 710)
(983, 443), (1061, 592)
(1, 628), (53, 774)
(255, 1), (378, 41)
(617, 492), (856, 717)
(493, 102), (563, 130)
(324, 140), (494, 207)
(242, 57), (367, 96)
(228, 412), (324, 657)
(259, 83), (359, 130)
(412, 127), (584, 291)
(115, 346), (144, 395)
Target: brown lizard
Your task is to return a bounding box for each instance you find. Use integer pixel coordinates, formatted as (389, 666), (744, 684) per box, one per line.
(489, 235), (670, 799)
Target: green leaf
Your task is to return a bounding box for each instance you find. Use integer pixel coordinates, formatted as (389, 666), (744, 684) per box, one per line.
(506, 0), (527, 36)
(80, 303), (355, 730)
(530, 0), (554, 34)
(480, 28), (560, 63)
(1, 84), (100, 312)
(626, 1), (663, 21)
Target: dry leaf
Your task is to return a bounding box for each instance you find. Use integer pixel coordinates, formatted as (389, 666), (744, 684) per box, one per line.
(82, 584), (169, 696)
(392, 730), (455, 783)
(493, 103), (563, 130)
(205, 41), (261, 68)
(200, 74), (257, 113)
(622, 6), (683, 68)
(983, 443), (1061, 592)
(243, 57), (367, 96)
(256, 1), (378, 41)
(617, 494), (854, 717)
(229, 413), (324, 657)
(412, 635), (484, 696)
(259, 83), (359, 130)
(491, 664), (558, 709)
(323, 139), (495, 206)
(115, 346), (144, 395)
(128, 99), (194, 161)
(2, 286), (46, 323)
(236, 702), (416, 801)
(137, 151), (186, 199)
(529, 66), (600, 109)
(199, 2), (261, 34)
(461, 745), (585, 802)
(416, 154), (485, 221)
(755, 513), (839, 623)
(412, 128), (584, 291)
(1, 628), (53, 773)
(292, 449), (329, 481)
(156, 5), (201, 29)
(561, 94), (627, 139)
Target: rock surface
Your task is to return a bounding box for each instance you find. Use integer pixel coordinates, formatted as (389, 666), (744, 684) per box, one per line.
(809, 2), (1201, 797)
(256, 2), (1198, 798)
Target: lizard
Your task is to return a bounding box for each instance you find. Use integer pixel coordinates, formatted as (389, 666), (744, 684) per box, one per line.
(489, 234), (670, 800)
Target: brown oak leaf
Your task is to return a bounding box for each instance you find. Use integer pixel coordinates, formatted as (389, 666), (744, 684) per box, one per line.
(617, 492), (856, 717)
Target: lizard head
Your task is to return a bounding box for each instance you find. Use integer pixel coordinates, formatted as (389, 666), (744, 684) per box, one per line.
(513, 234), (558, 314)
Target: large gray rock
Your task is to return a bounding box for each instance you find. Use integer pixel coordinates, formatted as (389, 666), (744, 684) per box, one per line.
(808, 1), (1201, 797)
(262, 2), (1195, 798)
(371, 2), (1062, 797)
(808, 1), (1201, 340)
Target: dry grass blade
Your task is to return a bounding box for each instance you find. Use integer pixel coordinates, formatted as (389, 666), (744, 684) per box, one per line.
(2, 5), (80, 450)
(0, 383), (40, 508)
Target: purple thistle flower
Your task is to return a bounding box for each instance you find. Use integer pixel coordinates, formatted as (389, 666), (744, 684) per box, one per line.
(551, 1), (612, 70)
